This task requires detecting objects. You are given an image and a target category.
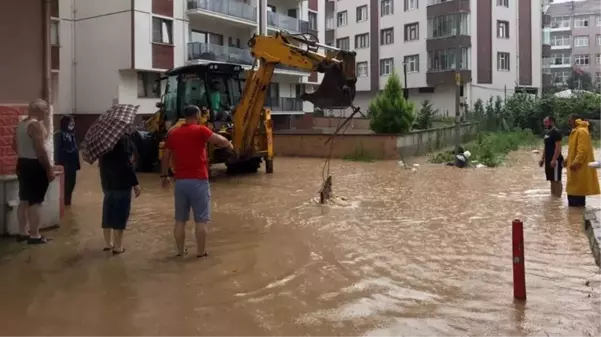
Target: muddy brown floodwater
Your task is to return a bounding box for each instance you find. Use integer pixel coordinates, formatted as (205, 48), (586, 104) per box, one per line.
(0, 151), (600, 336)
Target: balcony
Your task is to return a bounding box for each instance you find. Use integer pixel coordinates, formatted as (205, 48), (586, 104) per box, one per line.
(542, 29), (551, 57)
(187, 0), (256, 24)
(267, 11), (309, 33)
(187, 42), (309, 74)
(426, 0), (470, 18)
(551, 44), (571, 51)
(187, 42), (253, 65)
(265, 97), (304, 114)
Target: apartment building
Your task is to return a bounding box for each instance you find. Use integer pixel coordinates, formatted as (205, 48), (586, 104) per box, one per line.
(546, 0), (601, 88)
(324, 0), (544, 116)
(53, 0), (324, 136)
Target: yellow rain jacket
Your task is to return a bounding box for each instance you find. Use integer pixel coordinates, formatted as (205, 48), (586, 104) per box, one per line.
(566, 119), (600, 196)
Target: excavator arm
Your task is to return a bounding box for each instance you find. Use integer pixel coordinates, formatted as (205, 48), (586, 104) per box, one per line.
(232, 32), (357, 157)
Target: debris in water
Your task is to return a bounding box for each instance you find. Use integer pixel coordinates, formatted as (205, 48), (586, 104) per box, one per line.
(476, 164), (487, 168)
(585, 280), (590, 286)
(319, 176), (333, 204)
(411, 168), (417, 172)
(413, 163), (420, 168)
(397, 161), (404, 167)
(532, 150), (540, 154)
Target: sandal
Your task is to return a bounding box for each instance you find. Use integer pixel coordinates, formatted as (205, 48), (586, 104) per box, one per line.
(176, 248), (188, 257)
(197, 252), (209, 258)
(103, 246), (113, 251)
(112, 248), (126, 255)
(27, 236), (49, 245)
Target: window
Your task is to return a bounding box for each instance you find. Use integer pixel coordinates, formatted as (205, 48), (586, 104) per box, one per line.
(356, 5), (367, 22)
(381, 0), (393, 16)
(551, 35), (570, 47)
(550, 16), (570, 29)
(336, 37), (350, 50)
(404, 55), (419, 72)
(404, 0), (418, 11)
(573, 36), (589, 47)
(152, 17), (173, 44)
(427, 0), (451, 5)
(597, 35), (601, 46)
(597, 16), (601, 27)
(596, 54), (601, 65)
(355, 33), (369, 48)
(380, 28), (394, 45)
(497, 52), (510, 71)
(380, 58), (394, 76)
(308, 12), (318, 30)
(50, 20), (59, 46)
(404, 22), (419, 41)
(356, 62), (368, 77)
(496, 0), (508, 7)
(137, 72), (161, 98)
(427, 48), (470, 71)
(596, 72), (601, 83)
(497, 20), (509, 38)
(574, 16), (589, 28)
(267, 5), (276, 12)
(574, 54), (590, 66)
(228, 37), (241, 48)
(551, 53), (570, 66)
(428, 13), (469, 39)
(554, 71), (569, 84)
(337, 11), (348, 27)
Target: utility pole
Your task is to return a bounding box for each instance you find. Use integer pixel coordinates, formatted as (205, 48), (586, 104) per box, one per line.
(453, 0), (461, 148)
(403, 62), (409, 100)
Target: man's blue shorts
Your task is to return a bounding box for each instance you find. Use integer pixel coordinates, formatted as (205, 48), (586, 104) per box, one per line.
(174, 179), (211, 223)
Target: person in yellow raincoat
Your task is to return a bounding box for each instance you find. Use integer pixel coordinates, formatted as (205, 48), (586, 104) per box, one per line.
(565, 115), (600, 207)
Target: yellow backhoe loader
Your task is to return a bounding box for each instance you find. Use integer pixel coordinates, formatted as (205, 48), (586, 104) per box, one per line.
(132, 32), (357, 174)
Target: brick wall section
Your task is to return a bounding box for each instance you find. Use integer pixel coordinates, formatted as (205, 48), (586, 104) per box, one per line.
(152, 0), (173, 17)
(152, 44), (174, 69)
(0, 105), (27, 175)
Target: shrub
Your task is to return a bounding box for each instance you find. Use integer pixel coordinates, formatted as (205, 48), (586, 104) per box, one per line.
(369, 71), (415, 133)
(415, 100), (438, 129)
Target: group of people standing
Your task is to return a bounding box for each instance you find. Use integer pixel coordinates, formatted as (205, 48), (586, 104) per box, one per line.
(13, 100), (231, 258)
(539, 114), (599, 206)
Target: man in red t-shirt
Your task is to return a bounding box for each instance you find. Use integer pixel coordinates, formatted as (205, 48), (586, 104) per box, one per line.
(161, 105), (232, 258)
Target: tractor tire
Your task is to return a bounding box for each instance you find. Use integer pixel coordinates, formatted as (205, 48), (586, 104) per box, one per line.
(226, 158), (261, 175)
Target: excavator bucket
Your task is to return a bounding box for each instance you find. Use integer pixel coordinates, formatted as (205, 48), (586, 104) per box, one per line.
(301, 53), (357, 109)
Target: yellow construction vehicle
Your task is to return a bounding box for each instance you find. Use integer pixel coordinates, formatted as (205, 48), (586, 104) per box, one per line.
(132, 32), (357, 174)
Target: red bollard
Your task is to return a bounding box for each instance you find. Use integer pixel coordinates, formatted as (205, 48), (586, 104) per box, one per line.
(512, 219), (526, 300)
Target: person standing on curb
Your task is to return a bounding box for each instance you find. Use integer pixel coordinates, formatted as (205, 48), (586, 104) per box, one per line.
(538, 116), (564, 197)
(99, 133), (141, 254)
(13, 99), (54, 244)
(54, 115), (80, 206)
(160, 105), (233, 258)
(565, 114), (600, 207)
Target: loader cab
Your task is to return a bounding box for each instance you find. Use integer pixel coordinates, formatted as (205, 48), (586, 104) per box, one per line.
(159, 63), (244, 125)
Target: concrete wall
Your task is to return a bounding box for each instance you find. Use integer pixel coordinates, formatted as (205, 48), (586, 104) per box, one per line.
(273, 122), (479, 159)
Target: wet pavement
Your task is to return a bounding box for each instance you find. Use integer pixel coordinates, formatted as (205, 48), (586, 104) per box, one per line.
(0, 151), (600, 336)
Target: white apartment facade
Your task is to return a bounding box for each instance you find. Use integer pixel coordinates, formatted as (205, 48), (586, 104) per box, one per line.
(325, 0), (544, 117)
(52, 0), (325, 135)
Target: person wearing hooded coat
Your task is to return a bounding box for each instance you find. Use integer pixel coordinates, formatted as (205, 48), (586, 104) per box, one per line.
(54, 115), (80, 206)
(565, 115), (600, 207)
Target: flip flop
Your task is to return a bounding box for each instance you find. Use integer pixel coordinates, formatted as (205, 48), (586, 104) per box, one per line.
(103, 246), (113, 251)
(27, 236), (50, 245)
(176, 248), (188, 257)
(197, 252), (208, 258)
(112, 248), (126, 255)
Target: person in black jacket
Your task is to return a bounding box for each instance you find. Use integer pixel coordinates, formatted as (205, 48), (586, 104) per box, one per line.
(99, 134), (141, 254)
(54, 115), (80, 206)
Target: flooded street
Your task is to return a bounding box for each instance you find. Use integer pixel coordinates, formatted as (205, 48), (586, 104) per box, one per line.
(0, 151), (599, 336)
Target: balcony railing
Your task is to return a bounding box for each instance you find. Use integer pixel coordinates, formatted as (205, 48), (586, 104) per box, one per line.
(187, 0), (257, 22)
(265, 97), (303, 112)
(187, 42), (253, 65)
(188, 42), (309, 74)
(267, 11), (309, 33)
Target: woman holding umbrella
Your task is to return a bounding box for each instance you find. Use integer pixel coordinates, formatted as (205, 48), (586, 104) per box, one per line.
(81, 104), (142, 253)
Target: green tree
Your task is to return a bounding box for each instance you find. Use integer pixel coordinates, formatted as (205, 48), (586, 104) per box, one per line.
(566, 69), (594, 91)
(473, 98), (484, 118)
(369, 71), (415, 133)
(415, 100), (438, 129)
